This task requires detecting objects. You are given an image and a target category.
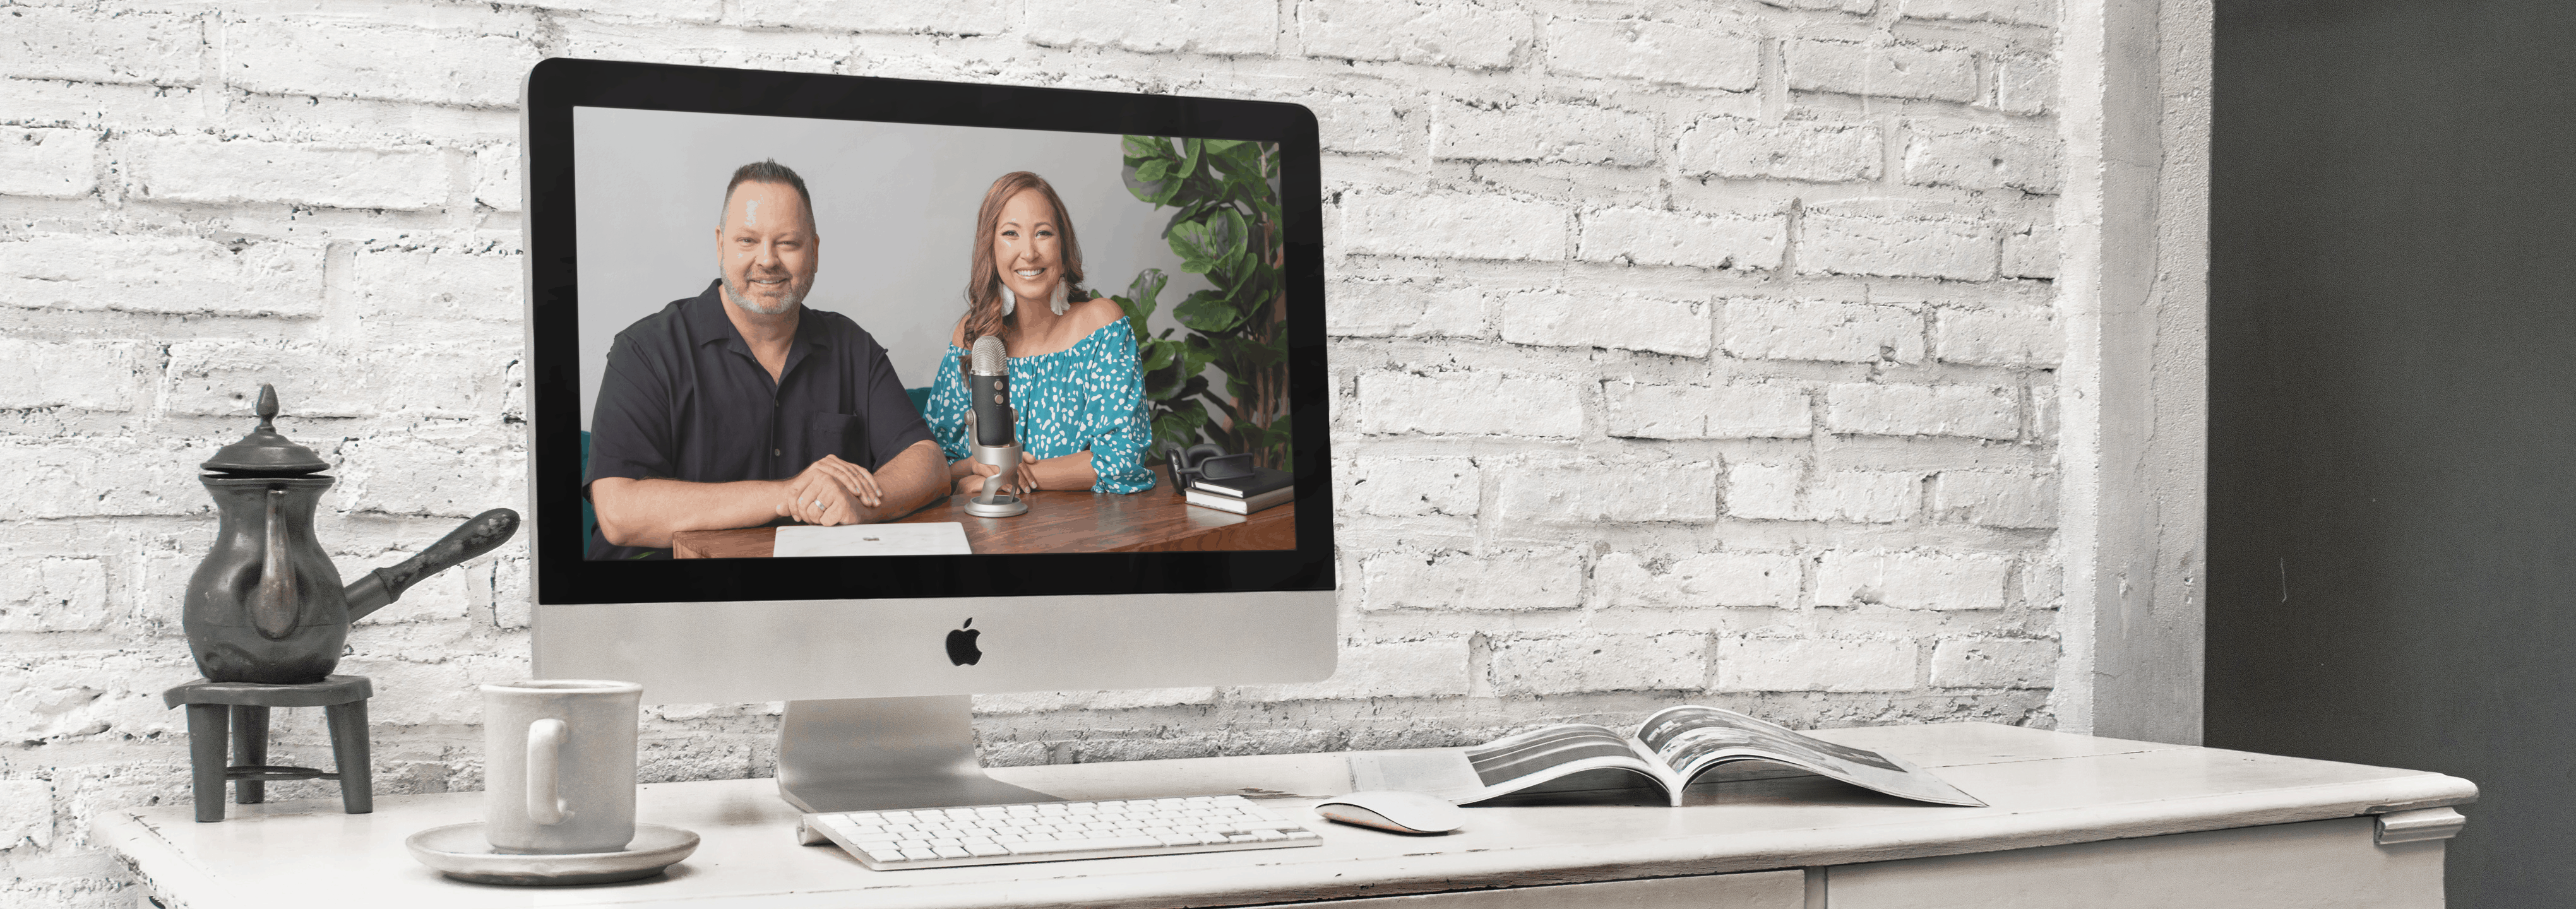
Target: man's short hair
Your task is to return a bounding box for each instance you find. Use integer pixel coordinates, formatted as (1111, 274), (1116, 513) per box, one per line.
(720, 159), (813, 228)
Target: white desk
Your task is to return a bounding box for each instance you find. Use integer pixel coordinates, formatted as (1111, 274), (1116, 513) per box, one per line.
(94, 723), (2476, 908)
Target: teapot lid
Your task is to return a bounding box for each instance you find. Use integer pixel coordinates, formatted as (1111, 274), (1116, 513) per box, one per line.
(201, 384), (330, 475)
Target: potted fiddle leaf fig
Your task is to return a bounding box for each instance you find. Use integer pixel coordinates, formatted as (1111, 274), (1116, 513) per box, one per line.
(1109, 136), (1290, 470)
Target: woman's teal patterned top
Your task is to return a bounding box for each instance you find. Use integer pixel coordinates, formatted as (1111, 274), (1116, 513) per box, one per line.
(925, 316), (1157, 494)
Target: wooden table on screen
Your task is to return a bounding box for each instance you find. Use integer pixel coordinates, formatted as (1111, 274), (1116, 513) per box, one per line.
(669, 466), (1293, 557)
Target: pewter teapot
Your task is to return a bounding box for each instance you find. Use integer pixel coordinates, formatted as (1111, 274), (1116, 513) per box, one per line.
(184, 385), (519, 684)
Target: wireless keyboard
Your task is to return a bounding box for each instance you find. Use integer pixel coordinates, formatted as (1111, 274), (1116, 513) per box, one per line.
(801, 795), (1325, 870)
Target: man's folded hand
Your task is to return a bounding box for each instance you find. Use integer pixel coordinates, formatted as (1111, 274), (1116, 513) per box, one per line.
(778, 454), (883, 525)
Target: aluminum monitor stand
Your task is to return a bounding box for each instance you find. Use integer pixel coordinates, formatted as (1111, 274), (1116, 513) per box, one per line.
(775, 696), (1056, 812)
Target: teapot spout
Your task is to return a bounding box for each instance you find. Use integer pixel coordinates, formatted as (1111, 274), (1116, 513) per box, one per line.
(343, 509), (522, 622)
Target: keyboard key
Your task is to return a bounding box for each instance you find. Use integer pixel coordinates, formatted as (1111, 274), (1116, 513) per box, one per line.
(933, 845), (970, 859)
(1010, 836), (1163, 855)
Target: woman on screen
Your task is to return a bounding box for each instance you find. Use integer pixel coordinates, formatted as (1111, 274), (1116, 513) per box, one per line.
(924, 172), (1155, 496)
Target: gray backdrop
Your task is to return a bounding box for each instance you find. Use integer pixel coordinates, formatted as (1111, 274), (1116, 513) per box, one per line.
(571, 107), (1209, 429)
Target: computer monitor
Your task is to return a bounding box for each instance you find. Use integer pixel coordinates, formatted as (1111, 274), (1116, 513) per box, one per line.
(519, 59), (1336, 812)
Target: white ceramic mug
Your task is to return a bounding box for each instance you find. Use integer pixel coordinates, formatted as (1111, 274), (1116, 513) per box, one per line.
(481, 679), (643, 854)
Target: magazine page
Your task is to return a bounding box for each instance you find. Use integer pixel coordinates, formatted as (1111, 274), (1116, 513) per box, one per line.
(1440, 724), (1673, 804)
(1636, 706), (1988, 807)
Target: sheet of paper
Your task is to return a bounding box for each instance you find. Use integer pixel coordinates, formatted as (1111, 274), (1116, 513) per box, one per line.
(772, 523), (972, 558)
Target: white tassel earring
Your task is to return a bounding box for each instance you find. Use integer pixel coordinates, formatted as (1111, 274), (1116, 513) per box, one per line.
(999, 285), (1016, 316)
(1049, 280), (1070, 316)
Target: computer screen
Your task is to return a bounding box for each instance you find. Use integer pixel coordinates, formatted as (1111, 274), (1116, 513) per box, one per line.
(520, 60), (1337, 809)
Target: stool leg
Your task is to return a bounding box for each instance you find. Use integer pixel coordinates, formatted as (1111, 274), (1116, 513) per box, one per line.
(231, 704), (269, 805)
(185, 704), (229, 823)
(325, 699), (373, 814)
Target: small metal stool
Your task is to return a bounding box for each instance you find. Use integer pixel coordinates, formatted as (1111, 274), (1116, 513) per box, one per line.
(162, 675), (373, 823)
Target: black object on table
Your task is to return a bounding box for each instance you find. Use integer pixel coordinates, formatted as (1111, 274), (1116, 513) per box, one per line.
(162, 675), (373, 823)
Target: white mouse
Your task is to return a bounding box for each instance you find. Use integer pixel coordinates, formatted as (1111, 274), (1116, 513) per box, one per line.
(1313, 790), (1467, 835)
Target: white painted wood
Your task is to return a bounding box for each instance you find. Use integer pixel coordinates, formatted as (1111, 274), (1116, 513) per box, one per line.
(2375, 807), (2467, 845)
(1825, 817), (2446, 909)
(90, 723), (2472, 909)
(1244, 870), (1806, 908)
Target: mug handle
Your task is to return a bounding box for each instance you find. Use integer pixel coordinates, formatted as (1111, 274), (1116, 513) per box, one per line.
(526, 718), (575, 826)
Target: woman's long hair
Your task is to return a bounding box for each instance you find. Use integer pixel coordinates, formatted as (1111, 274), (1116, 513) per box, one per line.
(961, 172), (1087, 347)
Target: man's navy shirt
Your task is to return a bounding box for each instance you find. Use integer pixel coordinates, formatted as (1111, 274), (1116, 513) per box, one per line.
(584, 279), (933, 559)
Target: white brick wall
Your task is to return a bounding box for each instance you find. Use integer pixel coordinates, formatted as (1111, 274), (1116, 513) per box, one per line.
(0, 1), (2073, 900)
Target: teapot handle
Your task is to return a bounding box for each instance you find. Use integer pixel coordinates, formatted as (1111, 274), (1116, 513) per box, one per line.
(252, 487), (301, 640)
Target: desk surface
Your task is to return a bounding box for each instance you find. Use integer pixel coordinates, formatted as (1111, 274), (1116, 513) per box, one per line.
(672, 466), (1295, 558)
(94, 723), (2476, 909)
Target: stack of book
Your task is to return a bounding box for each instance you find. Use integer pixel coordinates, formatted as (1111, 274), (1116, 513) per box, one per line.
(1184, 466), (1294, 514)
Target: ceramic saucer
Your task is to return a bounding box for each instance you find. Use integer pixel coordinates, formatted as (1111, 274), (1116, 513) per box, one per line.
(406, 822), (700, 886)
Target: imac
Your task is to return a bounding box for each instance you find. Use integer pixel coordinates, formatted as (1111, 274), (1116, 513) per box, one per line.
(519, 59), (1336, 812)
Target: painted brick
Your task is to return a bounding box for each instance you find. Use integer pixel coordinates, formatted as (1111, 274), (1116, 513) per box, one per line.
(1026, 0), (1275, 55)
(1497, 460), (1720, 524)
(1434, 102), (1656, 166)
(1904, 125), (2063, 194)
(1801, 199), (2000, 280)
(729, 0), (1010, 34)
(1577, 206), (1785, 271)
(472, 145), (522, 212)
(0, 778), (52, 852)
(1994, 52), (2056, 114)
(1359, 549), (1585, 611)
(0, 441), (198, 517)
(1930, 638), (2057, 688)
(349, 247), (525, 325)
(1676, 116), (1881, 183)
(0, 235), (326, 318)
(1716, 637), (1916, 692)
(527, 0), (724, 20)
(1901, 0), (2054, 27)
(165, 341), (511, 419)
(0, 558), (111, 633)
(1826, 383), (2018, 439)
(335, 436), (529, 518)
(1603, 382), (1810, 439)
(1595, 550), (1801, 609)
(1299, 0), (1531, 69)
(975, 687), (1216, 713)
(1340, 192), (1570, 262)
(1815, 550), (2011, 610)
(1501, 290), (1710, 357)
(0, 129), (97, 199)
(123, 135), (448, 211)
(1315, 97), (1411, 156)
(1933, 470), (2058, 528)
(1325, 278), (1484, 338)
(1234, 638), (1474, 700)
(1785, 40), (1977, 103)
(224, 18), (542, 108)
(0, 339), (148, 412)
(1544, 18), (1760, 90)
(1342, 456), (1480, 518)
(1723, 299), (1924, 363)
(2001, 222), (2060, 279)
(3, 8), (201, 86)
(1725, 463), (1919, 523)
(1935, 306), (2061, 366)
(1357, 371), (1583, 437)
(1489, 633), (1708, 695)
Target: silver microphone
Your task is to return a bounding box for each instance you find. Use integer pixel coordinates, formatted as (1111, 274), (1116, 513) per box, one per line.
(962, 335), (1027, 517)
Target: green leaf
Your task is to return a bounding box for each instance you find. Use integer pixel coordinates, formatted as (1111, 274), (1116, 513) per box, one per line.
(1174, 288), (1249, 333)
(1139, 338), (1178, 372)
(1122, 160), (1175, 206)
(1133, 158), (1171, 182)
(1217, 207), (1251, 271)
(1124, 268), (1167, 314)
(1178, 138), (1202, 185)
(1203, 139), (1248, 155)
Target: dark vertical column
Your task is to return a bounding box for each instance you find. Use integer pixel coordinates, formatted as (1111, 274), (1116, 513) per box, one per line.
(185, 704), (229, 823)
(326, 699), (373, 814)
(2210, 3), (2576, 906)
(230, 704), (268, 804)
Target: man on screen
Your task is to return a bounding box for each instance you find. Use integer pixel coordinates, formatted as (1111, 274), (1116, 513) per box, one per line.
(585, 160), (946, 559)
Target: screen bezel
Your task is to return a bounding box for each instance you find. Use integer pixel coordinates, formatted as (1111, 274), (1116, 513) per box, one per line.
(524, 58), (1333, 606)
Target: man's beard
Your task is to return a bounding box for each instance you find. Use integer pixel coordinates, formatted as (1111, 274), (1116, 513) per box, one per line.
(724, 272), (807, 315)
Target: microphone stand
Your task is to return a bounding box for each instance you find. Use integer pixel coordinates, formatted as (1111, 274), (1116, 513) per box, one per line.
(961, 410), (1028, 518)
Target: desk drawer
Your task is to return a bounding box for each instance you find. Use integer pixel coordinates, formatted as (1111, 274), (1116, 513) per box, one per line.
(1250, 869), (1806, 908)
(1825, 817), (2445, 909)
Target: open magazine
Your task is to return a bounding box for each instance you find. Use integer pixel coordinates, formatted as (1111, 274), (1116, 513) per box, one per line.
(1446, 706), (1986, 807)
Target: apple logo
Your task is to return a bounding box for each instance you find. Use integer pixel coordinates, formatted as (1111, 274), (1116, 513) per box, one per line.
(945, 618), (982, 666)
